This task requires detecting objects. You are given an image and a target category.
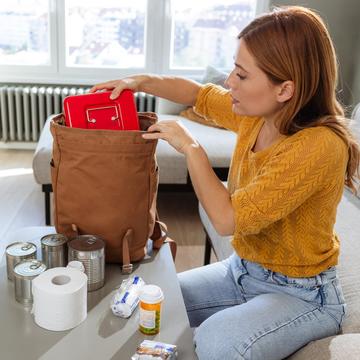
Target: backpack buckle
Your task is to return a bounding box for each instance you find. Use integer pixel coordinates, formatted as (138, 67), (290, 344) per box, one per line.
(122, 263), (133, 274)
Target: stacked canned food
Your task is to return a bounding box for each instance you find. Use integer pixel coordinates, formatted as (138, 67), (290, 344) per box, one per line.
(6, 241), (46, 305)
(5, 232), (106, 305)
(6, 242), (37, 281)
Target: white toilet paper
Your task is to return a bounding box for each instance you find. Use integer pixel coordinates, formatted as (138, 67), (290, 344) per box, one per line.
(32, 267), (88, 331)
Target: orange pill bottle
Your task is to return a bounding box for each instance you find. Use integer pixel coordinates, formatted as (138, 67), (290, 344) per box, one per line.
(139, 285), (164, 335)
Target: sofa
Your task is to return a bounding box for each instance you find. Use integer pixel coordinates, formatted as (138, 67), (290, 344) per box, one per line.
(199, 105), (360, 359)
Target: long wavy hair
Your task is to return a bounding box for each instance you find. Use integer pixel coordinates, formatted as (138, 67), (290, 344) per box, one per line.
(238, 6), (360, 194)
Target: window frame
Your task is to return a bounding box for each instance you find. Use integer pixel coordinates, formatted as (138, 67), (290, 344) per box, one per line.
(0, 0), (269, 85)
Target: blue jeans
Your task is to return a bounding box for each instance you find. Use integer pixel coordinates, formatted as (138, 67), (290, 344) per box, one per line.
(178, 253), (346, 360)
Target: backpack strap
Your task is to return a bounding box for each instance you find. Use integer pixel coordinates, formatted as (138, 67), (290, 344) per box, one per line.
(151, 220), (177, 261)
(121, 228), (133, 274)
(70, 223), (79, 238)
(70, 223), (134, 274)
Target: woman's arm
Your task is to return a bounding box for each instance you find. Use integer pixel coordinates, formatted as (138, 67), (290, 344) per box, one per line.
(142, 120), (235, 236)
(185, 144), (235, 236)
(90, 74), (201, 106)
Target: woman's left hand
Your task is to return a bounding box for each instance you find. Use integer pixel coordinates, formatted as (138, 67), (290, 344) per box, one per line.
(142, 120), (198, 155)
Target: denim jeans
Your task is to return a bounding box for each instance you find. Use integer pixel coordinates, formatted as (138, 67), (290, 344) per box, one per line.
(178, 253), (346, 360)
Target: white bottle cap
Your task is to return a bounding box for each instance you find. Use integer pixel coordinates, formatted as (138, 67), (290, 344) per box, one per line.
(139, 285), (164, 304)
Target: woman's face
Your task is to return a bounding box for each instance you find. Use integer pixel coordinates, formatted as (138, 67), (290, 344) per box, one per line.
(225, 39), (283, 118)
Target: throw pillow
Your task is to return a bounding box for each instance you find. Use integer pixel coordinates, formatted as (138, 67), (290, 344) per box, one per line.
(202, 65), (229, 86)
(179, 65), (229, 128)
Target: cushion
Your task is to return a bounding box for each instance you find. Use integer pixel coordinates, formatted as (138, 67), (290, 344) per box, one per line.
(202, 65), (229, 86)
(350, 104), (360, 197)
(288, 334), (360, 360)
(158, 115), (236, 171)
(333, 190), (360, 334)
(180, 66), (229, 127)
(198, 200), (233, 261)
(32, 116), (53, 185)
(156, 98), (187, 115)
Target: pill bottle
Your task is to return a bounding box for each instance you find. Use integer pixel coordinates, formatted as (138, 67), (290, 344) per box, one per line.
(139, 284), (164, 335)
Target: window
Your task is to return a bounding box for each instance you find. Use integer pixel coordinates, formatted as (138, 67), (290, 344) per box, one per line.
(0, 0), (50, 66)
(0, 0), (267, 84)
(170, 0), (257, 70)
(65, 0), (147, 68)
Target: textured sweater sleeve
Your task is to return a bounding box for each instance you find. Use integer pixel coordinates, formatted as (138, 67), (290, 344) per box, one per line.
(231, 127), (348, 235)
(194, 83), (245, 132)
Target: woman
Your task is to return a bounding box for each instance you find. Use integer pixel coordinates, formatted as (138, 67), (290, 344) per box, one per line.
(91, 6), (360, 359)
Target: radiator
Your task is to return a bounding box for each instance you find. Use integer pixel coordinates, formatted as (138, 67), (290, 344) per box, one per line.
(0, 85), (156, 144)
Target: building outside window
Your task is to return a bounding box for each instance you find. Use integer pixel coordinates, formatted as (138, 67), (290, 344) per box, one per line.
(0, 0), (267, 84)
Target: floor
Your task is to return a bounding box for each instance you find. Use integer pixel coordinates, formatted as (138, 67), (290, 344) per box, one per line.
(0, 149), (216, 272)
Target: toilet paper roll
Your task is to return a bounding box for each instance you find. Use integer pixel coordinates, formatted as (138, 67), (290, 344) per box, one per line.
(32, 267), (88, 331)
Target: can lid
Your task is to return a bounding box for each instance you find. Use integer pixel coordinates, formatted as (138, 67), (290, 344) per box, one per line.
(41, 234), (67, 247)
(68, 235), (105, 252)
(139, 285), (164, 304)
(14, 260), (46, 278)
(6, 242), (36, 257)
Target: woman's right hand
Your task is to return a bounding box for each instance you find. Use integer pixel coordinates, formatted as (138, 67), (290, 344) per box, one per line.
(89, 75), (147, 100)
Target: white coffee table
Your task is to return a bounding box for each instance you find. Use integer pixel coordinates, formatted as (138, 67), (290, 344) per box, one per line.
(0, 227), (197, 360)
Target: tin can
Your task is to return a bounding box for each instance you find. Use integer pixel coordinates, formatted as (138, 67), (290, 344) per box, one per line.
(41, 233), (68, 269)
(6, 242), (37, 281)
(14, 260), (47, 305)
(68, 235), (105, 292)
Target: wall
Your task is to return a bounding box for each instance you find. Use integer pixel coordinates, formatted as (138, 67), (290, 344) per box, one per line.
(270, 0), (360, 110)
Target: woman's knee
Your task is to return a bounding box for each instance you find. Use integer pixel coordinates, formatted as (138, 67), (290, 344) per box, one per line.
(194, 315), (246, 360)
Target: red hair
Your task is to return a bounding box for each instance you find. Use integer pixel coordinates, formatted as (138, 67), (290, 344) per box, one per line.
(239, 6), (360, 194)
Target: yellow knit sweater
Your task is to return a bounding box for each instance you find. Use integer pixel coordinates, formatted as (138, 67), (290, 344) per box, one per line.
(195, 84), (348, 277)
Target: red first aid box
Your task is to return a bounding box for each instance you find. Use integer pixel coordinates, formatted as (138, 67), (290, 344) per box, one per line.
(63, 90), (140, 131)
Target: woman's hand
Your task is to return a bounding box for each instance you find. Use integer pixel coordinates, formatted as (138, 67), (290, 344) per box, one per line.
(142, 120), (198, 155)
(89, 75), (147, 99)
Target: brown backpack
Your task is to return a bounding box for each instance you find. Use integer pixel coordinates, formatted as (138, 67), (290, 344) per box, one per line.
(50, 112), (176, 273)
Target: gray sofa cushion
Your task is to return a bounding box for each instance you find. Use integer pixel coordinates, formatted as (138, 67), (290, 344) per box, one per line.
(156, 115), (236, 183)
(333, 190), (360, 334)
(288, 334), (360, 360)
(199, 201), (233, 260)
(350, 104), (360, 197)
(351, 103), (360, 141)
(32, 116), (52, 185)
(32, 114), (236, 185)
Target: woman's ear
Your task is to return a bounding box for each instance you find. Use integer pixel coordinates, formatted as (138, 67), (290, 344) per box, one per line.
(277, 80), (294, 103)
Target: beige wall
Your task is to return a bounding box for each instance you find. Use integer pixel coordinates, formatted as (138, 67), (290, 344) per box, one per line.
(270, 0), (360, 110)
